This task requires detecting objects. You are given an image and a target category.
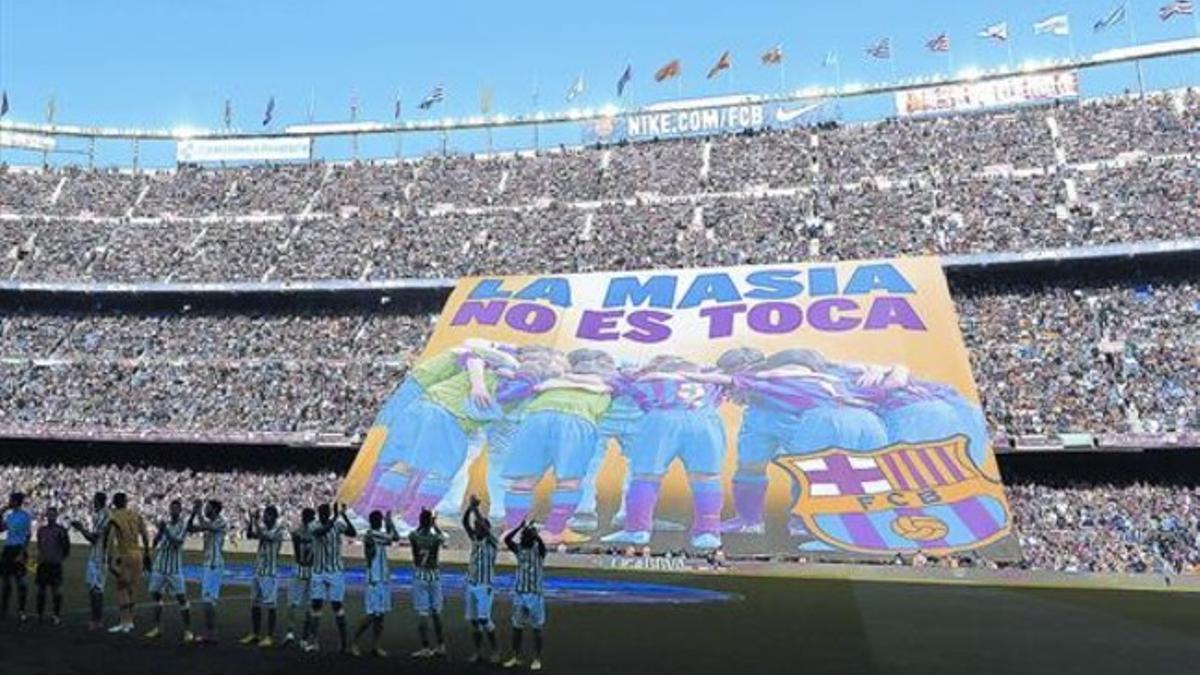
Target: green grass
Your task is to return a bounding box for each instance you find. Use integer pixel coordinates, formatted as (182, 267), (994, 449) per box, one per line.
(1, 549), (1198, 674)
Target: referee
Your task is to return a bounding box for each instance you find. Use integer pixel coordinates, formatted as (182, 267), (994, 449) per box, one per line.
(0, 491), (33, 623)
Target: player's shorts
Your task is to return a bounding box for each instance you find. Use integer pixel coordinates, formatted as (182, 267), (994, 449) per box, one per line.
(365, 582), (392, 615)
(629, 408), (725, 476)
(252, 576), (279, 607)
(0, 546), (27, 577)
(465, 583), (495, 627)
(932, 391), (991, 469)
(311, 572), (346, 603)
(85, 558), (106, 592)
(502, 411), (598, 481)
(411, 576), (443, 616)
(201, 567), (224, 602)
(114, 553), (141, 587)
(288, 573), (312, 608)
(737, 404), (887, 466)
(878, 397), (963, 446)
(149, 571), (186, 596)
(377, 378), (425, 429)
(372, 379), (428, 469)
(597, 410), (641, 452)
(398, 398), (470, 478)
(511, 592), (546, 629)
(35, 562), (63, 587)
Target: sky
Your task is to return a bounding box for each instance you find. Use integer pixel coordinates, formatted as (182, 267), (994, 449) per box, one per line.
(1, 0), (1199, 166)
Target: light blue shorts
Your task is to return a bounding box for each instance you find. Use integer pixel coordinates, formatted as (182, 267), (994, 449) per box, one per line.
(738, 404), (888, 466)
(288, 574), (312, 608)
(374, 379), (427, 466)
(502, 410), (599, 481)
(201, 567), (224, 602)
(149, 571), (186, 597)
(946, 397), (991, 469)
(86, 558), (106, 592)
(411, 577), (443, 616)
(311, 572), (346, 603)
(597, 412), (641, 452)
(400, 398), (471, 478)
(365, 582), (392, 615)
(252, 576), (279, 607)
(879, 399), (964, 446)
(511, 593), (546, 629)
(629, 408), (726, 476)
(465, 583), (495, 627)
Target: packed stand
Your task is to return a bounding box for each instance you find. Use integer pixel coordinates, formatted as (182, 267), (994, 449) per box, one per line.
(1008, 482), (1200, 574)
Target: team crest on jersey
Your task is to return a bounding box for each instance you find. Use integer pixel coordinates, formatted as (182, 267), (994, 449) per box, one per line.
(774, 436), (1010, 555)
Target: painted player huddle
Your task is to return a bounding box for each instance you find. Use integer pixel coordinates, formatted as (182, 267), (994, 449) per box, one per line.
(2, 489), (551, 670)
(351, 340), (989, 551)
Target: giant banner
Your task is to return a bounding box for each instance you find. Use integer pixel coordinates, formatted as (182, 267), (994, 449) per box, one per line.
(339, 258), (1016, 560)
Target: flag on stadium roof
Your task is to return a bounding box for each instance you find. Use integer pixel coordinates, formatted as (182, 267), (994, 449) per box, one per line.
(761, 45), (783, 65)
(1094, 4), (1127, 32)
(617, 64), (633, 96)
(350, 93), (359, 121)
(1160, 0), (1193, 20)
(655, 59), (682, 82)
(0, 91), (8, 118)
(418, 85), (445, 110)
(925, 32), (951, 52)
(865, 37), (891, 59)
(1033, 14), (1071, 35)
(566, 75), (585, 102)
(978, 21), (1009, 41)
(707, 51), (732, 79)
(262, 96), (274, 126)
(222, 99), (232, 128)
(45, 95), (56, 124)
(394, 94), (402, 120)
(822, 50), (839, 67)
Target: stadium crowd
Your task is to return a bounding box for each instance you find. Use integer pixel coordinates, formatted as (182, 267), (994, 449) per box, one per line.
(0, 277), (1194, 438)
(2, 93), (1199, 284)
(3, 161), (1198, 282)
(1, 463), (1197, 574)
(1008, 482), (1200, 574)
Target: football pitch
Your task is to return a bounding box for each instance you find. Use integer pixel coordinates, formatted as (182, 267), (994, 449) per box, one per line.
(1, 551), (1198, 675)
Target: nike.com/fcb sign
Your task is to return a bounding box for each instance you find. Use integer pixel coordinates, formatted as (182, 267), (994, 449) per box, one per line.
(584, 99), (827, 143)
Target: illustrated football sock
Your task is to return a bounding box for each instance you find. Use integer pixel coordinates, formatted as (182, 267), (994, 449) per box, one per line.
(251, 606), (262, 635)
(731, 474), (768, 525)
(546, 488), (583, 534)
(504, 491), (535, 531)
(690, 476), (723, 536)
(625, 478), (661, 533)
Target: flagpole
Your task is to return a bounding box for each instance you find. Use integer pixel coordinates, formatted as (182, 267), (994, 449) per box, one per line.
(395, 91), (403, 161)
(1006, 32), (1015, 70)
(532, 76), (540, 151)
(1127, 0), (1146, 96)
(888, 37), (897, 82)
(350, 90), (359, 160)
(780, 58), (786, 93)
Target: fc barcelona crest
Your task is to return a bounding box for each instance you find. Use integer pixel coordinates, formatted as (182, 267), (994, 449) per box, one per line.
(774, 436), (1011, 555)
